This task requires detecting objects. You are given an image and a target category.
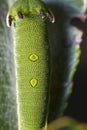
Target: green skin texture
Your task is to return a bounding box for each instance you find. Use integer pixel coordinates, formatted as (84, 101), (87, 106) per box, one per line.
(7, 0), (53, 130)
(15, 17), (49, 130)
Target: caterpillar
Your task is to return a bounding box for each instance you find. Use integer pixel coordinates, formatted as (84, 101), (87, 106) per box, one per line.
(6, 0), (55, 130)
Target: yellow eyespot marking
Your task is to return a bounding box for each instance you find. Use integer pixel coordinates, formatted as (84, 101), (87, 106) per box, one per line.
(30, 78), (38, 87)
(29, 54), (39, 62)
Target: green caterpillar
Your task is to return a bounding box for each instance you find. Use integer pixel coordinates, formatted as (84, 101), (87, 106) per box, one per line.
(6, 0), (55, 130)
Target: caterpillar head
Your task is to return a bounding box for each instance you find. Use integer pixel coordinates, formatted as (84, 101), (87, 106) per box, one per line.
(6, 0), (55, 27)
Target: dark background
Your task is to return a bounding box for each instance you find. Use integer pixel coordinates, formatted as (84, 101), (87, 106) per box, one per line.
(64, 20), (87, 123)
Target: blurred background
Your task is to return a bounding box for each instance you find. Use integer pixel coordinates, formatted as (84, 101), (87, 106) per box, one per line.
(64, 21), (87, 123)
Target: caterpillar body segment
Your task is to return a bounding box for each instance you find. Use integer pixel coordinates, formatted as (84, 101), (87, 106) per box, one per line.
(6, 0), (55, 130)
(15, 17), (49, 130)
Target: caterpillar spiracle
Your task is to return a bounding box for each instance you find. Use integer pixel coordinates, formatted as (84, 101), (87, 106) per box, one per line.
(6, 0), (55, 130)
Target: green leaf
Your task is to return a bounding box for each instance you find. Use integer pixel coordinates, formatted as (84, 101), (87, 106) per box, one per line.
(44, 0), (85, 123)
(0, 0), (18, 129)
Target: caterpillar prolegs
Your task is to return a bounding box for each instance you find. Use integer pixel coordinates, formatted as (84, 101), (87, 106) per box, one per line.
(6, 0), (55, 130)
